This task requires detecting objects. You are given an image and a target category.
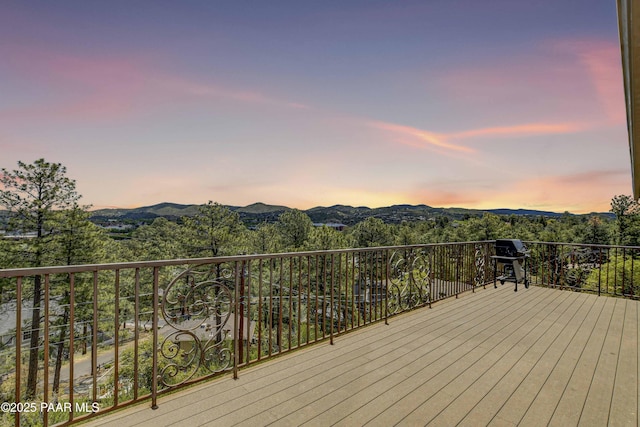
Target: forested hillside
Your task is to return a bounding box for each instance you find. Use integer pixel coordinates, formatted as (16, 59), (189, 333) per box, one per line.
(0, 159), (636, 269)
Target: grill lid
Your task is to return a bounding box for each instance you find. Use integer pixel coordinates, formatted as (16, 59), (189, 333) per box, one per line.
(495, 239), (528, 257)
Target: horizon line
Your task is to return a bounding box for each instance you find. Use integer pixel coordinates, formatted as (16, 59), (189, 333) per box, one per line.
(86, 200), (614, 216)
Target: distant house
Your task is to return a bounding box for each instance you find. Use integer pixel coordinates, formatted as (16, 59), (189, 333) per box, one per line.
(0, 299), (94, 348)
(0, 301), (24, 346)
(312, 223), (347, 231)
(103, 224), (134, 231)
(353, 280), (387, 306)
(158, 313), (256, 351)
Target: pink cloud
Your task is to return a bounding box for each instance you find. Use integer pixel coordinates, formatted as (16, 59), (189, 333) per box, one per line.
(408, 188), (483, 207)
(158, 77), (311, 110)
(548, 39), (626, 125)
(402, 170), (629, 213)
(450, 122), (586, 140)
(552, 170), (629, 186)
(0, 47), (154, 122)
(286, 102), (312, 110)
(368, 121), (474, 153)
(0, 45), (310, 124)
(437, 55), (576, 109)
(434, 37), (624, 128)
(368, 119), (588, 155)
(504, 170), (630, 213)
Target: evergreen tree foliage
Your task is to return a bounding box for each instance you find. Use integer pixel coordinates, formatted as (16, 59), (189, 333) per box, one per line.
(350, 217), (393, 247)
(182, 201), (247, 257)
(307, 225), (349, 250)
(610, 194), (639, 245)
(0, 159), (82, 399)
(250, 222), (281, 254)
(128, 217), (188, 261)
(277, 209), (313, 251)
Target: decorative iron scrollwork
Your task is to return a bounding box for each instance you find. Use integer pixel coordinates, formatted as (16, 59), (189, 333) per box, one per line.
(474, 244), (488, 286)
(158, 265), (235, 387)
(387, 249), (431, 314)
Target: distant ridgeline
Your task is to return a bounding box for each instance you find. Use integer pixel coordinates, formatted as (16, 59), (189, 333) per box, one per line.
(86, 202), (615, 228)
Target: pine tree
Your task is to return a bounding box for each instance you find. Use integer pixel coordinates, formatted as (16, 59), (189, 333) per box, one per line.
(0, 159), (81, 399)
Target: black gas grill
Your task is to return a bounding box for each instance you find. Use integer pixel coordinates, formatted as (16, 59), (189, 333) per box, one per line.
(491, 239), (530, 291)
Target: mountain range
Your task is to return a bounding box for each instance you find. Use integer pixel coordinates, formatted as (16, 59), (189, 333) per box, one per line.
(89, 202), (614, 226)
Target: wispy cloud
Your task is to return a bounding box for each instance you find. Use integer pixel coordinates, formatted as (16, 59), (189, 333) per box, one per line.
(368, 121), (473, 153)
(450, 122), (586, 140)
(368, 119), (587, 155)
(548, 39), (625, 125)
(552, 169), (629, 186)
(433, 36), (624, 128)
(0, 47), (159, 122)
(157, 77), (313, 111)
(0, 45), (311, 124)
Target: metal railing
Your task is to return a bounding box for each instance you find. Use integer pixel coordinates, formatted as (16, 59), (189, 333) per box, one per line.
(524, 241), (640, 298)
(0, 241), (493, 426)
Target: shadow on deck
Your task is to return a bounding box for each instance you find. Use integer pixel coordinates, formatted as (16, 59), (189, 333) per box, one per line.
(85, 284), (638, 426)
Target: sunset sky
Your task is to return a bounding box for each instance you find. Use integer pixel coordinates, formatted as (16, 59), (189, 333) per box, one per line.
(0, 1), (632, 213)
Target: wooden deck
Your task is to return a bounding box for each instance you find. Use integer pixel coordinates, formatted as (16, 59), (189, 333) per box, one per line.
(85, 285), (639, 426)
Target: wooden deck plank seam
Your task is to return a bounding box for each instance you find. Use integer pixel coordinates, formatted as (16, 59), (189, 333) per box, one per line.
(465, 294), (600, 419)
(190, 288), (540, 426)
(239, 286), (500, 378)
(568, 297), (618, 426)
(494, 294), (612, 422)
(543, 295), (609, 425)
(577, 298), (624, 426)
(191, 286), (544, 426)
(482, 293), (596, 426)
(258, 289), (555, 427)
(285, 290), (553, 426)
(425, 293), (600, 426)
(295, 289), (563, 426)
(398, 290), (594, 426)
(606, 299), (626, 426)
(453, 295), (611, 427)
(515, 293), (603, 426)
(338, 290), (568, 426)
(607, 299), (637, 426)
(544, 298), (614, 427)
(617, 299), (639, 425)
(339, 289), (576, 426)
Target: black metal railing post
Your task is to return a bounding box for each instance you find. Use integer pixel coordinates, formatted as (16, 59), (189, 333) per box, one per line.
(151, 267), (159, 409)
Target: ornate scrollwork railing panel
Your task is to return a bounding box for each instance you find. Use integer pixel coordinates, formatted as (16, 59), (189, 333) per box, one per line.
(411, 249), (431, 305)
(474, 244), (488, 287)
(387, 248), (431, 314)
(158, 264), (235, 388)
